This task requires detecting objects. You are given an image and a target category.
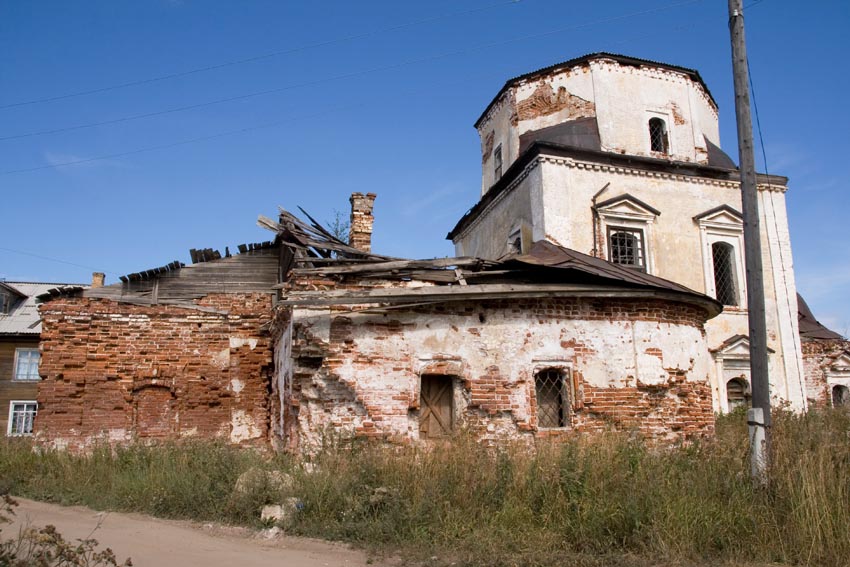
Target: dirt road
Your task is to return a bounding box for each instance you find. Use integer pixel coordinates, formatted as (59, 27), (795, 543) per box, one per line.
(6, 497), (394, 567)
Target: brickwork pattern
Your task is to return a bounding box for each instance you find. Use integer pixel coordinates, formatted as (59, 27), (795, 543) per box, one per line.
(277, 275), (715, 451)
(36, 294), (274, 450)
(801, 338), (850, 407)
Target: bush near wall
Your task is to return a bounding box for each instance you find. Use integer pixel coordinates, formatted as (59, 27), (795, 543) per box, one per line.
(1, 409), (847, 567)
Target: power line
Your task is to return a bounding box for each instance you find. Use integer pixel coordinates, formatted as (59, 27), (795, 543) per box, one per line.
(0, 1), (708, 176)
(0, 246), (116, 275)
(0, 0), (525, 111)
(1, 0), (704, 143)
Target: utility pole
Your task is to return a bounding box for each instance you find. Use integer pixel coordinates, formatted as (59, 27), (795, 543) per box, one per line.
(728, 0), (771, 482)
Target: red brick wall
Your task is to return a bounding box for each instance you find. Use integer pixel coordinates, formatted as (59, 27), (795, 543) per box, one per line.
(36, 293), (274, 449)
(802, 338), (850, 407)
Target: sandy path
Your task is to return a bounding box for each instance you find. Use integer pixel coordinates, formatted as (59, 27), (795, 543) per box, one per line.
(6, 497), (395, 567)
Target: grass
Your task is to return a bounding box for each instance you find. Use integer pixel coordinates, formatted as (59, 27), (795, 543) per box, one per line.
(1, 408), (848, 567)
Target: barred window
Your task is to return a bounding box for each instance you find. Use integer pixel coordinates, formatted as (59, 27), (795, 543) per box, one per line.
(608, 228), (645, 269)
(494, 145), (503, 179)
(712, 242), (738, 306)
(535, 369), (568, 428)
(14, 348), (40, 381)
(8, 401), (37, 436)
(649, 118), (669, 154)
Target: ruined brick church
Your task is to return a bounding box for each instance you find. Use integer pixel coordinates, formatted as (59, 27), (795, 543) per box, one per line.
(32, 53), (847, 451)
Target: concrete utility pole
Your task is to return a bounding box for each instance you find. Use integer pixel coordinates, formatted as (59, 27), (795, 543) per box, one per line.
(728, 0), (771, 481)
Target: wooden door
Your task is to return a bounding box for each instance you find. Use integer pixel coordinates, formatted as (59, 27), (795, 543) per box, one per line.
(419, 375), (454, 438)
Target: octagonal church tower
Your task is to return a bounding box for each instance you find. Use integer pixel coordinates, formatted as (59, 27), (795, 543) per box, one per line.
(448, 53), (806, 413)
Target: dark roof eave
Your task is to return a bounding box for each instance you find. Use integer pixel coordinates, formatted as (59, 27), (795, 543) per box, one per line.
(446, 142), (787, 241)
(474, 52), (717, 129)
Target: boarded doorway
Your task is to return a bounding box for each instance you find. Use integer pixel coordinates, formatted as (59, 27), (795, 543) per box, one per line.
(419, 374), (454, 438)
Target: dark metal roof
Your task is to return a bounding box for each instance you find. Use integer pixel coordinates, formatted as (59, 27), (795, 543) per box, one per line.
(518, 118), (601, 156)
(507, 240), (714, 302)
(798, 293), (844, 340)
(474, 52), (717, 129)
(447, 141), (787, 241)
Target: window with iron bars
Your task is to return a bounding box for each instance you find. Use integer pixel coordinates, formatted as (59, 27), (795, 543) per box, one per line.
(608, 227), (646, 270)
(711, 242), (738, 306)
(648, 117), (669, 154)
(535, 369), (568, 428)
(8, 401), (37, 436)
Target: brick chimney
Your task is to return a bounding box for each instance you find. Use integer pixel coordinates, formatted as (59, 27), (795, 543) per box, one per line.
(91, 272), (105, 288)
(349, 192), (376, 253)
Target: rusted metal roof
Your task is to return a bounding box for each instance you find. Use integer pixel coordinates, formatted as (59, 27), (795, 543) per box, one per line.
(798, 294), (844, 340)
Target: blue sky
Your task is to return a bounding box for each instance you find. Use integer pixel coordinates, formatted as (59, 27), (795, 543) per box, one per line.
(1, 0), (848, 333)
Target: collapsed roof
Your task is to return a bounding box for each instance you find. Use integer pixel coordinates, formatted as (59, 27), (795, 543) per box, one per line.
(261, 208), (722, 318)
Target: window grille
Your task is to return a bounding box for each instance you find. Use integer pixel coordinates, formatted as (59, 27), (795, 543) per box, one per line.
(535, 369), (568, 428)
(14, 349), (40, 381)
(608, 228), (645, 269)
(648, 118), (669, 154)
(712, 242), (738, 306)
(494, 145), (503, 179)
(9, 402), (37, 436)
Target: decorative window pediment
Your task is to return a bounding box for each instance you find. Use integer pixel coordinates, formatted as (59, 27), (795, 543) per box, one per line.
(830, 352), (850, 372)
(596, 193), (660, 223)
(712, 335), (774, 360)
(694, 205), (743, 231)
(596, 193), (659, 274)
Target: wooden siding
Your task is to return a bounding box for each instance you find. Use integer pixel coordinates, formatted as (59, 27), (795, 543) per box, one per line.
(0, 338), (41, 435)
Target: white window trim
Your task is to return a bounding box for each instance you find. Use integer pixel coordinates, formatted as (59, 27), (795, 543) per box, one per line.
(598, 210), (656, 274)
(646, 110), (673, 156)
(7, 400), (38, 436)
(826, 354), (850, 407)
(698, 218), (747, 308)
(12, 347), (41, 382)
(506, 220), (532, 256)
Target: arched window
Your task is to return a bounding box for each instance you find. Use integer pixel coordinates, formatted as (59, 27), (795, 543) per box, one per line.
(608, 228), (645, 270)
(832, 385), (850, 408)
(726, 378), (749, 410)
(712, 242), (738, 306)
(648, 118), (669, 154)
(535, 369), (568, 428)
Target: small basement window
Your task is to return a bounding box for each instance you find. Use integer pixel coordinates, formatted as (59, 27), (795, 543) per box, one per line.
(535, 369), (568, 428)
(608, 227), (646, 270)
(648, 117), (669, 154)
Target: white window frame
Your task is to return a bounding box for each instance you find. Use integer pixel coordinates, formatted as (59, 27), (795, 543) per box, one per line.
(7, 400), (37, 436)
(646, 110), (674, 156)
(697, 213), (747, 308)
(13, 348), (40, 382)
(597, 205), (657, 275)
(826, 353), (850, 408)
